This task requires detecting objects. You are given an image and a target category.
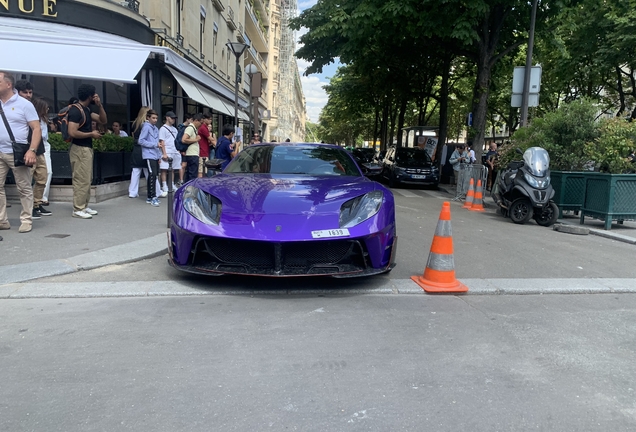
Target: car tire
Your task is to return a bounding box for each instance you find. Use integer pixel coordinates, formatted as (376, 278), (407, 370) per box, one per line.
(534, 202), (559, 227)
(509, 198), (533, 224)
(388, 173), (398, 188)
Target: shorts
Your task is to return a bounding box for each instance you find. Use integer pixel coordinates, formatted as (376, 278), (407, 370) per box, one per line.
(160, 152), (182, 170)
(198, 157), (209, 174)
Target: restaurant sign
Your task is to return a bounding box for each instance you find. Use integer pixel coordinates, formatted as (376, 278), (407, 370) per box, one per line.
(0, 0), (58, 18)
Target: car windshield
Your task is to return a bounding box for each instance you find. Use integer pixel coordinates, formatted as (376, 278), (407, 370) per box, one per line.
(395, 148), (432, 167)
(352, 148), (376, 163)
(225, 145), (361, 176)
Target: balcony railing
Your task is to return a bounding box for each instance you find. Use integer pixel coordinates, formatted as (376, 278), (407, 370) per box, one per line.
(226, 6), (237, 30)
(212, 0), (225, 12)
(120, 0), (139, 13)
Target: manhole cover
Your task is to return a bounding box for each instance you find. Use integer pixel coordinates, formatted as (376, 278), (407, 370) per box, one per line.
(45, 234), (70, 239)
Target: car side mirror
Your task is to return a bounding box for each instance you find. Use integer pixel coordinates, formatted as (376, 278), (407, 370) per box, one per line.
(205, 158), (224, 173)
(361, 163), (382, 177)
(515, 148), (524, 155)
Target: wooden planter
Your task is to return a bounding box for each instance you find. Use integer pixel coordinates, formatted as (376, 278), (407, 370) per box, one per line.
(579, 172), (636, 230)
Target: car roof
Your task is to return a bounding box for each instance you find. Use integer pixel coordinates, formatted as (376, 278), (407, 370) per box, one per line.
(250, 142), (344, 150)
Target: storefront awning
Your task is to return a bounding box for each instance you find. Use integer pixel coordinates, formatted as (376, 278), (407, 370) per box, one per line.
(0, 17), (152, 84)
(0, 16), (249, 106)
(170, 68), (250, 120)
(169, 68), (233, 115)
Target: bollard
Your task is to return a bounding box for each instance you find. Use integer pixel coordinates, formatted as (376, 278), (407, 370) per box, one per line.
(167, 157), (173, 229)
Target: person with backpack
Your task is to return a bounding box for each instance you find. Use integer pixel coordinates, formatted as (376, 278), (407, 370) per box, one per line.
(158, 111), (182, 192)
(175, 113), (193, 186)
(182, 113), (202, 182)
(66, 85), (106, 219)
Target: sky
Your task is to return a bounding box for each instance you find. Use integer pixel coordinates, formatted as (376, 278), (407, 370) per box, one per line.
(295, 0), (340, 123)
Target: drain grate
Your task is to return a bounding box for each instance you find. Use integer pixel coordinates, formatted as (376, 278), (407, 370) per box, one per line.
(45, 234), (70, 239)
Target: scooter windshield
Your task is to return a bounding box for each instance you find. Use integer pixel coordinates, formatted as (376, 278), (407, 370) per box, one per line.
(523, 147), (550, 177)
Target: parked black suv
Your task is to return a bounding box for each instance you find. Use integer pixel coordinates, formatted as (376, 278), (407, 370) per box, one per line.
(381, 146), (439, 188)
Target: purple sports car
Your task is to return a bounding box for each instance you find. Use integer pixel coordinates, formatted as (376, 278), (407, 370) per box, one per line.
(168, 143), (397, 277)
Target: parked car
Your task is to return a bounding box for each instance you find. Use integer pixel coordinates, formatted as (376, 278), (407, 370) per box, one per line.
(380, 146), (440, 188)
(350, 148), (382, 178)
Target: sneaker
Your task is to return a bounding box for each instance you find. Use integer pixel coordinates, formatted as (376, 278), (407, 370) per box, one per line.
(84, 207), (98, 215)
(18, 223), (32, 233)
(146, 198), (153, 204)
(41, 201), (49, 206)
(32, 209), (42, 220)
(72, 210), (92, 219)
(0, 223), (10, 230)
(158, 190), (168, 198)
(150, 198), (160, 207)
(129, 195), (138, 198)
(38, 205), (52, 216)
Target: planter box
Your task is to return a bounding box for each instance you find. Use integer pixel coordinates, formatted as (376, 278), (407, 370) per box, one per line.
(579, 172), (636, 230)
(551, 171), (588, 218)
(51, 151), (132, 184)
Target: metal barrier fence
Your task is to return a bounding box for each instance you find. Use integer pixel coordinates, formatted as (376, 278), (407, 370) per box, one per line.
(453, 163), (489, 200)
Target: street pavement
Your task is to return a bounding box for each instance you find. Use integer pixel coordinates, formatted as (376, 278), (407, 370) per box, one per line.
(1, 294), (635, 431)
(1, 185), (635, 295)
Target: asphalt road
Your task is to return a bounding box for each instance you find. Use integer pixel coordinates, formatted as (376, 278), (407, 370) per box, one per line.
(1, 293), (635, 431)
(2, 186), (636, 432)
(32, 186), (636, 287)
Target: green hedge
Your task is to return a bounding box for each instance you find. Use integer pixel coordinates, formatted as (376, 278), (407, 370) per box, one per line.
(48, 133), (134, 152)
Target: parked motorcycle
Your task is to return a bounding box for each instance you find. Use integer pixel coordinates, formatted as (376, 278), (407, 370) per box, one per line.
(492, 147), (559, 226)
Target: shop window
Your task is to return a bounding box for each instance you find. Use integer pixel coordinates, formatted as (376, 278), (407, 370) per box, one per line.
(160, 71), (175, 117)
(104, 83), (129, 134)
(28, 76), (55, 115)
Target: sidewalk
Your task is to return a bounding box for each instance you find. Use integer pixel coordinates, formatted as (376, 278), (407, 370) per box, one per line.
(438, 183), (636, 244)
(0, 195), (169, 284)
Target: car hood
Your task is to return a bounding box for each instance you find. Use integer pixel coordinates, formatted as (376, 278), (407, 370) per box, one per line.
(180, 174), (387, 240)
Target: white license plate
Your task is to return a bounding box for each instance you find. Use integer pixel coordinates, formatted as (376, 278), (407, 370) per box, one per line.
(311, 228), (350, 239)
(411, 175), (426, 179)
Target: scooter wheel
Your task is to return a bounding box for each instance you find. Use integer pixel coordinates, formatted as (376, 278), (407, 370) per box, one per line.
(535, 202), (559, 227)
(509, 198), (533, 224)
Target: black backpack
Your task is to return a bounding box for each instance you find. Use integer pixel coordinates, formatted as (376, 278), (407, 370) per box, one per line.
(174, 123), (190, 152)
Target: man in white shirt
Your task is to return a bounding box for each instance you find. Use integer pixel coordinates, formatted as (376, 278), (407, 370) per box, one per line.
(111, 121), (128, 137)
(0, 71), (41, 233)
(158, 111), (182, 191)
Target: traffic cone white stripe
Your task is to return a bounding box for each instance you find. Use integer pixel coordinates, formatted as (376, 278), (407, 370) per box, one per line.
(426, 252), (456, 272)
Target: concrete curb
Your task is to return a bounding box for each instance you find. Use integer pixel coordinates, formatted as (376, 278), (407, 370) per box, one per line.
(0, 233), (168, 285)
(2, 278), (635, 299)
(557, 219), (636, 245)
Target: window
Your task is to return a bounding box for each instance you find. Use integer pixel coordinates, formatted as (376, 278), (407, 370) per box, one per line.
(213, 22), (218, 66)
(200, 15), (205, 56)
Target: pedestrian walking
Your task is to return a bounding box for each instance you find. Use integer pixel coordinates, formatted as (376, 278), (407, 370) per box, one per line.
(67, 83), (107, 219)
(137, 109), (167, 207)
(31, 98), (52, 217)
(198, 113), (213, 178)
(0, 71), (41, 233)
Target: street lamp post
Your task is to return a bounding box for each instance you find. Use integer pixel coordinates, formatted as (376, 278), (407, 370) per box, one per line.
(520, 0), (538, 127)
(245, 63), (258, 143)
(226, 41), (249, 133)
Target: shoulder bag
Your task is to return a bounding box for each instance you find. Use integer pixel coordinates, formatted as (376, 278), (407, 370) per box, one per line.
(0, 107), (30, 167)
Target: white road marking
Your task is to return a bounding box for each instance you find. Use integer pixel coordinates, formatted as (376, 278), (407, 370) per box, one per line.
(392, 189), (419, 198)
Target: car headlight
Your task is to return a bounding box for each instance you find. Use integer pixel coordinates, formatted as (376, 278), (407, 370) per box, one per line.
(182, 186), (222, 225)
(339, 191), (384, 228)
(524, 173), (550, 189)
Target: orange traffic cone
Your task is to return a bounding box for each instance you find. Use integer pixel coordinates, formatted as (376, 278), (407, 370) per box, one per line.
(469, 179), (485, 212)
(411, 202), (468, 293)
(463, 178), (475, 209)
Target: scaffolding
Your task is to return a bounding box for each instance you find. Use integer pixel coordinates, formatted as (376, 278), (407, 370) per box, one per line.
(275, 0), (298, 141)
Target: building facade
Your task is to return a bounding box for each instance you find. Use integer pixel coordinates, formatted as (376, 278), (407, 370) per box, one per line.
(0, 0), (306, 142)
